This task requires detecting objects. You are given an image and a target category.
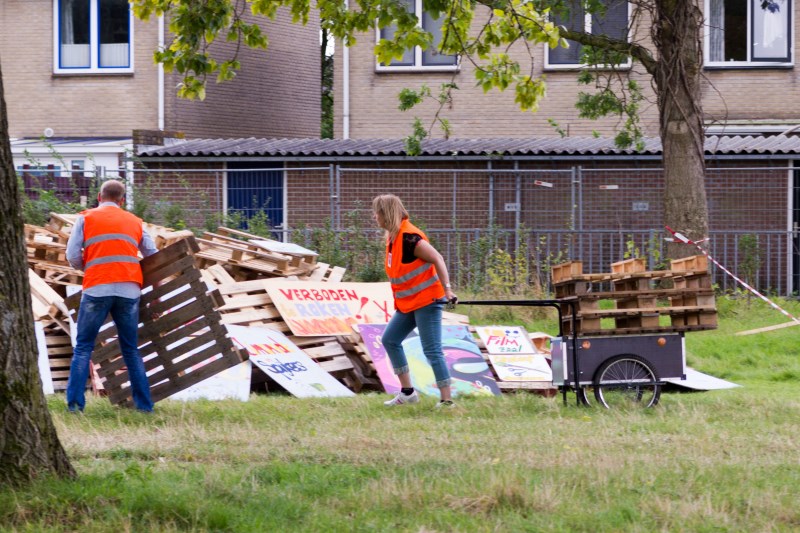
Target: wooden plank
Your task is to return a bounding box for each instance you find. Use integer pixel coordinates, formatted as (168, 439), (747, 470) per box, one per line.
(551, 261), (583, 284)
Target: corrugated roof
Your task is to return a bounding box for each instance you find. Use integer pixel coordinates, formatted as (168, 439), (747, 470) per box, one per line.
(137, 135), (800, 158)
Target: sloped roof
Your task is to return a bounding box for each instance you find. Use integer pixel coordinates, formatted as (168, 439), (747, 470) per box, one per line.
(137, 135), (800, 158)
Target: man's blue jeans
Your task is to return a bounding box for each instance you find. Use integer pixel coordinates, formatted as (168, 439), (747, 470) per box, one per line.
(381, 300), (452, 389)
(66, 295), (153, 412)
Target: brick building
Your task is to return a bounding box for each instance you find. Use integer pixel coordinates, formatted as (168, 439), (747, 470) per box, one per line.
(333, 1), (800, 140)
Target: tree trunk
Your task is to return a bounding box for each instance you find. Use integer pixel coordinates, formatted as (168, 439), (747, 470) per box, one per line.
(0, 61), (75, 485)
(654, 0), (710, 259)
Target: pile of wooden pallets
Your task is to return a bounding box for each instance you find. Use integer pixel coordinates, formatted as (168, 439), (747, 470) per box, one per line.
(198, 266), (384, 393)
(552, 256), (717, 335)
(23, 213), (332, 397)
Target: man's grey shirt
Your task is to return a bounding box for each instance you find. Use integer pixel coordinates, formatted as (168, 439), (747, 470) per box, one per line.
(66, 202), (158, 298)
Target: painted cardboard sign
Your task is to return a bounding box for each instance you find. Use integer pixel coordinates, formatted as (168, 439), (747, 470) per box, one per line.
(475, 325), (538, 354)
(358, 324), (500, 398)
(475, 325), (552, 382)
(227, 324), (354, 398)
(265, 280), (394, 336)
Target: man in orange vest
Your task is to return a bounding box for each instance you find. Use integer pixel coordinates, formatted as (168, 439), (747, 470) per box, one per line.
(65, 180), (157, 412)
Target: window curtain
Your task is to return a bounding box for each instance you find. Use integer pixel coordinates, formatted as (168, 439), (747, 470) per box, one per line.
(752, 0), (789, 60)
(708, 0), (725, 61)
(60, 0), (90, 67)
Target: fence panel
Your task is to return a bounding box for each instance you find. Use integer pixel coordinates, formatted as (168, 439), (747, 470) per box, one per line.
(19, 164), (797, 294)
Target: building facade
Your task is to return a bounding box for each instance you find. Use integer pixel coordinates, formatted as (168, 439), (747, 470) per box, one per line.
(333, 0), (800, 140)
(1, 0), (321, 173)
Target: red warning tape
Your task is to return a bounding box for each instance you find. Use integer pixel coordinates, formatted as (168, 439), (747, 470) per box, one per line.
(665, 226), (800, 324)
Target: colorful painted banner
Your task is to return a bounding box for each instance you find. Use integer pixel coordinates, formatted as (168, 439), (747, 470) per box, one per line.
(227, 324), (354, 398)
(358, 324), (500, 398)
(265, 280), (394, 336)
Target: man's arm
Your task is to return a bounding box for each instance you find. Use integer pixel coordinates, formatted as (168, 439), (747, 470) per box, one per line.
(139, 228), (159, 258)
(66, 216), (86, 270)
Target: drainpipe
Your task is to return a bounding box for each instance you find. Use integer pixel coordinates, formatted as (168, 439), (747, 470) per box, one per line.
(342, 1), (350, 138)
(158, 15), (165, 130)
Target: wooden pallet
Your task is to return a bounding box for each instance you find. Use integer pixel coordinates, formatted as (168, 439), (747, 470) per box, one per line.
(553, 256), (717, 335)
(65, 237), (249, 407)
(215, 227), (319, 268)
(296, 262), (346, 282)
(29, 269), (72, 334)
(43, 328), (76, 392)
(28, 259), (84, 286)
(196, 232), (313, 279)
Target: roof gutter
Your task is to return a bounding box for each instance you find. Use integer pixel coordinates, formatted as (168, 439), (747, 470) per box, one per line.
(342, 0), (350, 139)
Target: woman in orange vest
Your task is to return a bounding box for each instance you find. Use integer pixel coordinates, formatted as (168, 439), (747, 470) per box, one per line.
(372, 194), (458, 408)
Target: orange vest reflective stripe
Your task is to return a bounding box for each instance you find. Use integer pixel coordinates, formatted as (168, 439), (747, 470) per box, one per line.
(385, 219), (445, 313)
(81, 206), (143, 290)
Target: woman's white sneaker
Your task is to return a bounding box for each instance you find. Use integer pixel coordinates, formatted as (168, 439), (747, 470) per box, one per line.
(384, 390), (420, 406)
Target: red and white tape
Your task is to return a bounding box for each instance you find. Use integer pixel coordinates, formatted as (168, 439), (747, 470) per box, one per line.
(665, 226), (800, 324)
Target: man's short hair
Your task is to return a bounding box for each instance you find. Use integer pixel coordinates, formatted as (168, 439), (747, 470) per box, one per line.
(100, 180), (126, 202)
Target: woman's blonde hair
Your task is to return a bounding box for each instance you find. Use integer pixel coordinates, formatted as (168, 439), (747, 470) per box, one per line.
(372, 194), (409, 240)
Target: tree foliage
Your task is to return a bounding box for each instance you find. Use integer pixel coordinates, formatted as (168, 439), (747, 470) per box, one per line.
(132, 0), (714, 252)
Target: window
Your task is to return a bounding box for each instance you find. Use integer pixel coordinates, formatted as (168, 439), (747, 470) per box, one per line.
(54, 0), (134, 73)
(546, 0), (630, 68)
(376, 0), (458, 71)
(705, 0), (792, 66)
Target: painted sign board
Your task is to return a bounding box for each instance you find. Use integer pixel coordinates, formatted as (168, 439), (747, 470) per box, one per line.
(265, 280), (394, 336)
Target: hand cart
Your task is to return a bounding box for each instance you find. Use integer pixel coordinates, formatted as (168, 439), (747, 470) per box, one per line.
(458, 299), (686, 408)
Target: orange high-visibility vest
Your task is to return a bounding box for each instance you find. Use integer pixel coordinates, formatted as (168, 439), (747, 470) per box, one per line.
(385, 219), (445, 313)
(81, 206), (143, 290)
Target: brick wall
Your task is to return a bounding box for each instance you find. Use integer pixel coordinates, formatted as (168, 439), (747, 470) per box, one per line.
(333, 5), (660, 140)
(0, 0), (160, 138)
(166, 9), (321, 139)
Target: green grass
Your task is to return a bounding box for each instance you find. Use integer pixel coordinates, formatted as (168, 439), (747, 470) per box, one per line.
(2, 296), (800, 532)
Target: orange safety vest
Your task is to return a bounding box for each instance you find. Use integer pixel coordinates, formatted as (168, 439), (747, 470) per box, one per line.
(81, 206), (144, 290)
(385, 219), (445, 313)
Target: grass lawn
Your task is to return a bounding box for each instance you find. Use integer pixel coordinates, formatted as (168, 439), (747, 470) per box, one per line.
(2, 296), (799, 532)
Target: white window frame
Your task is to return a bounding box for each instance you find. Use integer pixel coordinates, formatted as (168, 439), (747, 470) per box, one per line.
(375, 0), (460, 72)
(52, 0), (135, 74)
(703, 0), (793, 67)
(544, 1), (632, 70)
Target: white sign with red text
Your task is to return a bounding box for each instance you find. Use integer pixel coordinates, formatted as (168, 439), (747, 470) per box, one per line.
(264, 280), (394, 336)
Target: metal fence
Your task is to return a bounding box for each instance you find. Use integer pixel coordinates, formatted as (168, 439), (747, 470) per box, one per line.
(19, 163), (799, 295)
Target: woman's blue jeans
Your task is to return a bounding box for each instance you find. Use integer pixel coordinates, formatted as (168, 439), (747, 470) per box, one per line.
(381, 300), (452, 389)
(66, 295), (154, 412)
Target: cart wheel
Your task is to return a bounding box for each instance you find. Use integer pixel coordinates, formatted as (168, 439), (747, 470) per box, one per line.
(593, 355), (661, 409)
(577, 387), (594, 406)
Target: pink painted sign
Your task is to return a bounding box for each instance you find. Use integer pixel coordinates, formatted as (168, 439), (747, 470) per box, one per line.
(358, 324), (500, 398)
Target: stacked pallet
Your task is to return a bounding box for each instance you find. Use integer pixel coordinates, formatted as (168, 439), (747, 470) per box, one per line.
(196, 227), (318, 280)
(553, 256), (717, 335)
